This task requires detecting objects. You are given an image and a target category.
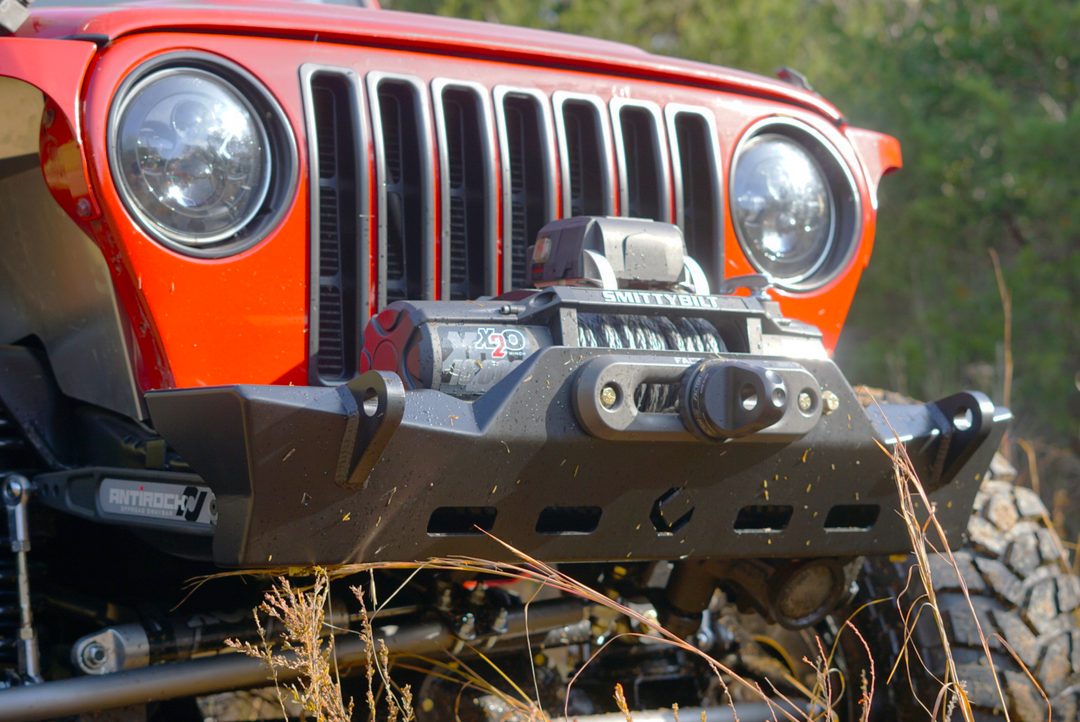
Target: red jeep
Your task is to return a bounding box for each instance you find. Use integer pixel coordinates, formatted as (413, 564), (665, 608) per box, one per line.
(0, 1), (1071, 720)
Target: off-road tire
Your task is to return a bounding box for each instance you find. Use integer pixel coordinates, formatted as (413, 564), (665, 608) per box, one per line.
(850, 479), (1080, 721)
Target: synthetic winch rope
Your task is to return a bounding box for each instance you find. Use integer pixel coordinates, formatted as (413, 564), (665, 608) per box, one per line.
(578, 313), (727, 412)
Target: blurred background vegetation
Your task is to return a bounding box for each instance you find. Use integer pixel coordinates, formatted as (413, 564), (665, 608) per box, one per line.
(385, 0), (1080, 456)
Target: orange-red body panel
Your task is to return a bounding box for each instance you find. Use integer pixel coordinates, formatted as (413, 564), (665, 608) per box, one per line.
(846, 127), (904, 207)
(0, 38), (99, 225)
(0, 38), (94, 136)
(12, 5), (900, 393)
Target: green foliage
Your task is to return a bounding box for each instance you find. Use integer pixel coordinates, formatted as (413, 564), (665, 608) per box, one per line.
(382, 0), (1080, 443)
(828, 0), (1080, 442)
(381, 0), (842, 76)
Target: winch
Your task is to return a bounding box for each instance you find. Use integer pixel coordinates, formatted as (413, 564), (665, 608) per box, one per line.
(361, 216), (825, 440)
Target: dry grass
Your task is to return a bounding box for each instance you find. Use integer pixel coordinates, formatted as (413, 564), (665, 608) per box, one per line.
(879, 434), (978, 722)
(874, 408), (1056, 722)
(989, 248), (1013, 465)
(352, 579), (416, 722)
(224, 553), (869, 722)
(225, 569), (356, 722)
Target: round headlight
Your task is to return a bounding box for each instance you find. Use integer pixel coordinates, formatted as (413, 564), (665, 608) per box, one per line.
(730, 120), (861, 289)
(114, 69), (269, 247)
(732, 135), (833, 281)
(110, 55), (296, 257)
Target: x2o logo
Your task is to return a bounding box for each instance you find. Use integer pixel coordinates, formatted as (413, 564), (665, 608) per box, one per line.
(474, 328), (528, 359)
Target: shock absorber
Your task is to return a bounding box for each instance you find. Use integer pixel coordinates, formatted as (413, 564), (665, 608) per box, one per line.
(72, 602), (357, 675)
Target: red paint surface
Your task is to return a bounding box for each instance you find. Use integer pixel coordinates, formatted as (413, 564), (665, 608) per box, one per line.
(846, 127), (904, 203)
(0, 38), (95, 138)
(0, 39), (98, 223)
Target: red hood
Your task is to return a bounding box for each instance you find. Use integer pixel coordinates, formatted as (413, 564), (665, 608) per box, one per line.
(19, 0), (843, 122)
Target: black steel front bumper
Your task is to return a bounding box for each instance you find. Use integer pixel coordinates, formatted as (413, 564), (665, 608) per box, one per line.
(145, 341), (1008, 568)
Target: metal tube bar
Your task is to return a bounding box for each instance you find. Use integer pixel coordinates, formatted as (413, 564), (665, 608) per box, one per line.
(0, 598), (584, 722)
(14, 551), (39, 681)
(569, 702), (803, 722)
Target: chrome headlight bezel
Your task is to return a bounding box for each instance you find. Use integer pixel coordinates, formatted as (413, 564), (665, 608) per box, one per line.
(108, 53), (297, 258)
(728, 118), (862, 291)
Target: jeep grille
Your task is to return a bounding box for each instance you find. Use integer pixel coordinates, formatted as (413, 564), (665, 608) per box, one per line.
(303, 68), (723, 384)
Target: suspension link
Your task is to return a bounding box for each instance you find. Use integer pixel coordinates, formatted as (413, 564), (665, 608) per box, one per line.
(3, 475), (40, 682)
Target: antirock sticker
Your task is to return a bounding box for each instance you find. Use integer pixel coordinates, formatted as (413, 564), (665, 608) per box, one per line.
(99, 479), (217, 528)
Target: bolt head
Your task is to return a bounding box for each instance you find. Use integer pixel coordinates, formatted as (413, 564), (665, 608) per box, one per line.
(42, 108), (55, 129)
(81, 642), (109, 669)
(797, 391), (813, 412)
(694, 628), (712, 650)
(822, 390), (840, 414)
(75, 198), (92, 218)
(600, 384), (618, 409)
(456, 612), (477, 640)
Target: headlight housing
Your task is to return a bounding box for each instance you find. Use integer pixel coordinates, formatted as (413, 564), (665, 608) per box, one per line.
(729, 119), (861, 290)
(109, 55), (296, 257)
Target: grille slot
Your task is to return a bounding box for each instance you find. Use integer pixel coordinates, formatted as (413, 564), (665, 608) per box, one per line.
(495, 88), (556, 291)
(434, 81), (497, 300)
(303, 67), (367, 384)
(317, 286), (345, 378)
(444, 97), (472, 297)
(554, 94), (613, 218)
(315, 93), (337, 180)
(611, 100), (671, 223)
(319, 189), (340, 276)
(369, 73), (435, 307)
(668, 106), (723, 290)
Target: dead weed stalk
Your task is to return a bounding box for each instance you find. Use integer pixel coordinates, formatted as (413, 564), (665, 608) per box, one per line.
(352, 580), (415, 722)
(881, 430), (1052, 722)
(883, 435), (975, 721)
(225, 568), (355, 722)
